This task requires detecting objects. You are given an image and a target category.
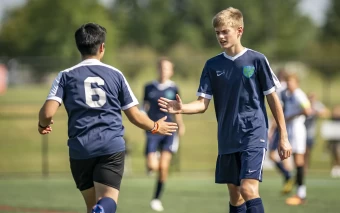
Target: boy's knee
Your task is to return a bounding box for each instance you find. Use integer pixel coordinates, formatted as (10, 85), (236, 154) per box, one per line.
(240, 180), (259, 200)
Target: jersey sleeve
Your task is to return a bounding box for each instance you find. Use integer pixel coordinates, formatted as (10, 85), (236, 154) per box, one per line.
(258, 56), (281, 95)
(46, 72), (65, 104)
(119, 74), (139, 110)
(296, 90), (311, 109)
(196, 62), (213, 99)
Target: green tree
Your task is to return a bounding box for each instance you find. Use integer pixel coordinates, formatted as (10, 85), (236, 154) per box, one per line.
(0, 0), (117, 79)
(113, 0), (317, 59)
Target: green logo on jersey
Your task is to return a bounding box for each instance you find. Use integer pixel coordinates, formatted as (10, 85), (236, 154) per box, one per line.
(165, 90), (176, 99)
(243, 66), (255, 78)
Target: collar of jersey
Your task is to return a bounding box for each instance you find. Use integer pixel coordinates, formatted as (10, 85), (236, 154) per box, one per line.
(153, 80), (174, 90)
(79, 58), (101, 65)
(222, 48), (248, 61)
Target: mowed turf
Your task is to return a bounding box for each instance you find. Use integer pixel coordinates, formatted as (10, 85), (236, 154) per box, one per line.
(0, 173), (339, 213)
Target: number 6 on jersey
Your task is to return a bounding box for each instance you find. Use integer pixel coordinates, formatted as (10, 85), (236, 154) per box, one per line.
(84, 77), (107, 107)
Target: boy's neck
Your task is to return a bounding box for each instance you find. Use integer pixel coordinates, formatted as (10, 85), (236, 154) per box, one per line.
(82, 55), (101, 61)
(224, 43), (245, 57)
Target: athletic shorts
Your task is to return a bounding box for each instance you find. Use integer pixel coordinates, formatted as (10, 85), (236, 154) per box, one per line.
(287, 123), (306, 154)
(145, 132), (179, 155)
(70, 151), (125, 191)
(215, 148), (266, 186)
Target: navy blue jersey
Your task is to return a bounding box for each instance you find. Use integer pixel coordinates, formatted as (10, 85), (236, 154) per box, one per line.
(143, 80), (179, 122)
(47, 59), (138, 159)
(197, 48), (280, 154)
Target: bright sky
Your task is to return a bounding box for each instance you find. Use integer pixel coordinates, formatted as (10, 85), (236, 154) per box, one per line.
(0, 0), (332, 26)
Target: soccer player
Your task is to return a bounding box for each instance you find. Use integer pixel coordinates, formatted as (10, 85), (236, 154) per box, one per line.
(268, 68), (294, 194)
(37, 23), (178, 213)
(158, 7), (292, 213)
(281, 73), (312, 205)
(143, 57), (185, 212)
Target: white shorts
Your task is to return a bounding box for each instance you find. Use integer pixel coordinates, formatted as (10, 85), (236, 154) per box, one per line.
(288, 123), (306, 154)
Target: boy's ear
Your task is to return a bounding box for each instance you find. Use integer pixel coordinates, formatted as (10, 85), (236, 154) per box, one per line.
(237, 26), (244, 36)
(99, 43), (105, 53)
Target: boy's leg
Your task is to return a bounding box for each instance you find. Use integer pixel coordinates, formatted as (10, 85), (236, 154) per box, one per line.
(286, 129), (307, 205)
(215, 153), (246, 213)
(69, 157), (97, 213)
(239, 148), (266, 213)
(146, 133), (162, 174)
(227, 184), (247, 213)
(92, 151), (125, 213)
(150, 134), (175, 212)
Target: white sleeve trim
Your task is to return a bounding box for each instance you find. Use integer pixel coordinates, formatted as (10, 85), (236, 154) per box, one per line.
(46, 96), (63, 104)
(196, 92), (212, 99)
(121, 100), (139, 110)
(263, 57), (281, 95)
(263, 87), (276, 95)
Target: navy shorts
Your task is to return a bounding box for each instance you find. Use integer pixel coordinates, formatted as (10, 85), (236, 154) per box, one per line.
(215, 148), (266, 186)
(145, 132), (179, 155)
(269, 129), (279, 151)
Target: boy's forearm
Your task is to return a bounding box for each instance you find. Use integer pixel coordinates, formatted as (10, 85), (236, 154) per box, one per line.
(180, 98), (209, 114)
(267, 94), (288, 139)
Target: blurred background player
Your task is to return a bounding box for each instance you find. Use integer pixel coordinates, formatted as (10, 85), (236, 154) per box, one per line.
(37, 23), (178, 213)
(282, 73), (312, 206)
(322, 105), (340, 178)
(143, 57), (185, 212)
(304, 92), (329, 172)
(268, 68), (294, 194)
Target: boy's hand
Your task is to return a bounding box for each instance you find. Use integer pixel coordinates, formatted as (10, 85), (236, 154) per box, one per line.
(155, 116), (178, 135)
(38, 120), (54, 135)
(278, 137), (292, 160)
(158, 94), (183, 114)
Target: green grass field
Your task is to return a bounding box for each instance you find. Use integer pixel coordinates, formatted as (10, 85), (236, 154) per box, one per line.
(0, 172), (339, 213)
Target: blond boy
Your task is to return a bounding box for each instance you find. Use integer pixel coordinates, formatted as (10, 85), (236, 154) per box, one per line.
(158, 8), (291, 213)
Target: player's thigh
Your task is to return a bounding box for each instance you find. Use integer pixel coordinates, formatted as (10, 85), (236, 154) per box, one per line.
(161, 133), (179, 154)
(69, 157), (97, 208)
(215, 153), (242, 186)
(145, 133), (163, 156)
(93, 151), (125, 202)
(70, 157), (97, 191)
(159, 150), (172, 170)
(239, 148), (266, 182)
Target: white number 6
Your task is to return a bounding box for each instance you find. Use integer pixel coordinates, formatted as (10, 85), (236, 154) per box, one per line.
(84, 77), (107, 107)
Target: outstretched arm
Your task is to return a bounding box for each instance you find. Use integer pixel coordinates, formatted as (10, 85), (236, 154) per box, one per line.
(124, 105), (178, 135)
(158, 94), (210, 114)
(266, 92), (292, 160)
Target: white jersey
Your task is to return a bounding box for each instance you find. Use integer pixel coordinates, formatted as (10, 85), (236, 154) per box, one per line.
(282, 88), (311, 154)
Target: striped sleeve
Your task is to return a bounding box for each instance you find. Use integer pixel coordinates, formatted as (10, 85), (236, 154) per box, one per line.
(258, 56), (281, 95)
(46, 72), (64, 104)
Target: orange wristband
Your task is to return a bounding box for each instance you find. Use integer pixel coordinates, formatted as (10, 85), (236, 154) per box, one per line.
(151, 122), (159, 134)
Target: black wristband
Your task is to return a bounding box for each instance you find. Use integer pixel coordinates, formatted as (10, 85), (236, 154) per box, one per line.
(147, 122), (156, 132)
(38, 122), (48, 129)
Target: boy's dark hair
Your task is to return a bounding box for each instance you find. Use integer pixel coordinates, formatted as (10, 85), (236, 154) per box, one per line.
(75, 23), (106, 56)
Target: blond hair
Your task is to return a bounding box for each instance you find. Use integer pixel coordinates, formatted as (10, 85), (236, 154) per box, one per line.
(212, 7), (244, 28)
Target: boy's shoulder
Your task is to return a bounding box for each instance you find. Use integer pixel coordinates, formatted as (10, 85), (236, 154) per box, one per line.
(205, 53), (225, 65)
(245, 48), (268, 61)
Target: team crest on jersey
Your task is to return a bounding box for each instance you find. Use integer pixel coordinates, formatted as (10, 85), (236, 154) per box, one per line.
(165, 90), (176, 99)
(243, 66), (255, 78)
